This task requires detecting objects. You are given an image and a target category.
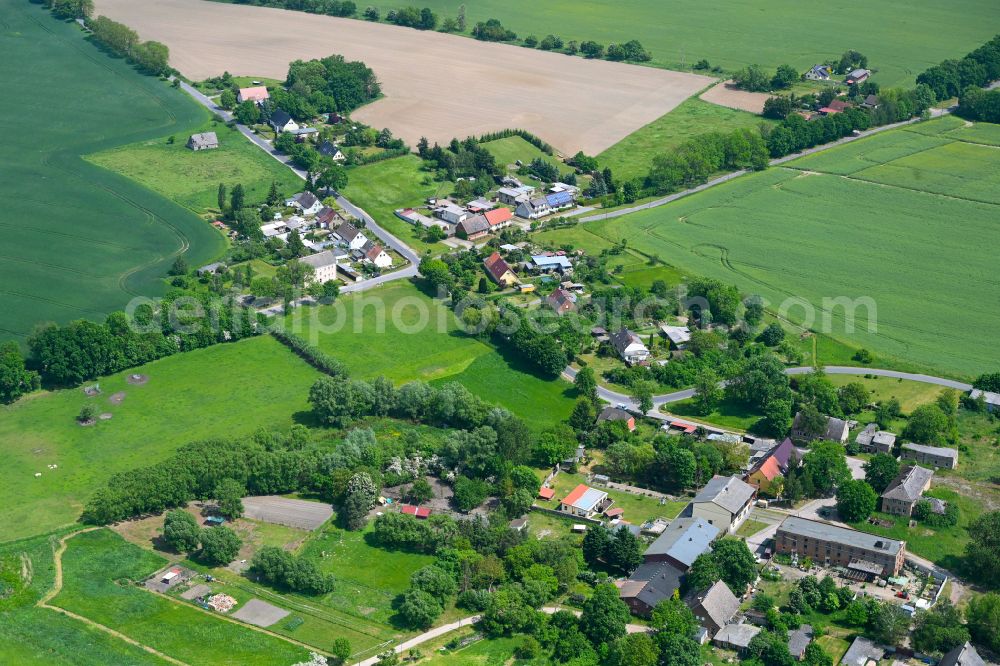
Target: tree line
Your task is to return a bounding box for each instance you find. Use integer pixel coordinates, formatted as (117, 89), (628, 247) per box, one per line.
(85, 14), (171, 76)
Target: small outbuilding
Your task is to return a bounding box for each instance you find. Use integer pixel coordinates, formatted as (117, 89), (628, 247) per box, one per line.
(187, 132), (219, 151)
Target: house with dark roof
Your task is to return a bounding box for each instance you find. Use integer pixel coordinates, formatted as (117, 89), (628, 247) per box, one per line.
(691, 475), (756, 534)
(644, 517), (719, 570)
(788, 625), (814, 660)
(901, 442), (958, 469)
(939, 642), (986, 666)
(317, 141), (345, 161)
(686, 581), (739, 636)
(840, 636), (884, 666)
(610, 328), (650, 364)
(315, 206), (343, 229)
(360, 241), (392, 269)
(617, 561), (684, 616)
(334, 222), (369, 250)
(880, 465), (933, 516)
(457, 214), (490, 240)
(285, 191), (323, 216)
(516, 197), (551, 219)
(745, 438), (795, 494)
(186, 131), (219, 151)
(805, 64), (832, 81)
(483, 252), (518, 287)
(268, 109), (299, 133)
(861, 94), (880, 109)
(547, 287), (576, 315)
(597, 406), (636, 432)
(544, 190), (575, 211)
(856, 424), (896, 454)
(791, 411), (849, 444)
(820, 99), (852, 115)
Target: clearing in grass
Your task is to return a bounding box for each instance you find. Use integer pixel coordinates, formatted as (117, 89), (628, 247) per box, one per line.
(0, 335), (320, 542)
(51, 529), (309, 665)
(579, 118), (1000, 377)
(86, 118), (303, 216)
(0, 3), (224, 341)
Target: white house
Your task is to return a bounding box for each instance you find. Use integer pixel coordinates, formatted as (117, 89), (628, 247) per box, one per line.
(804, 65), (832, 81)
(361, 241), (392, 269)
(434, 201), (469, 225)
(299, 250), (346, 284)
(559, 484), (610, 519)
(516, 197), (551, 220)
(334, 222), (369, 251)
(497, 185), (535, 205)
(268, 110), (299, 134)
(285, 191), (323, 216)
(317, 141), (346, 162)
(610, 328), (650, 364)
(691, 475), (756, 534)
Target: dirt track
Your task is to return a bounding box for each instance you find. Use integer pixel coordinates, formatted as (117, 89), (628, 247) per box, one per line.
(92, 0), (714, 154)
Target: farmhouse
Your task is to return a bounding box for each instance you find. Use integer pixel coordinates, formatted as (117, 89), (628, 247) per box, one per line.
(559, 484), (611, 518)
(686, 581), (740, 636)
(660, 324), (691, 349)
(360, 241), (392, 268)
(805, 64), (832, 81)
(596, 406), (636, 432)
(186, 131), (218, 150)
(791, 411), (849, 444)
(483, 251), (518, 287)
(498, 185), (535, 205)
(547, 288), (576, 315)
(774, 516), (906, 577)
(483, 207), (514, 231)
(714, 624), (761, 654)
(861, 94), (880, 109)
(299, 250), (345, 284)
(901, 442), (958, 469)
(516, 197), (551, 219)
(618, 561), (684, 616)
(856, 424), (896, 454)
(334, 222), (369, 250)
(880, 465), (934, 516)
(970, 389), (1000, 412)
(745, 438), (795, 494)
(285, 191), (323, 216)
(845, 68), (871, 85)
(691, 475), (756, 534)
(268, 109), (299, 134)
(237, 85), (269, 104)
(317, 140), (345, 161)
(644, 517), (719, 570)
(527, 253), (573, 275)
(457, 215), (490, 240)
(610, 328), (650, 364)
(434, 201), (469, 225)
(820, 99), (852, 115)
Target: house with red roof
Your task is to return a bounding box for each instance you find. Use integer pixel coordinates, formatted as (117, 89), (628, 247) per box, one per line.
(237, 86), (270, 104)
(559, 484), (611, 518)
(538, 487), (556, 501)
(483, 252), (518, 287)
(484, 207), (514, 231)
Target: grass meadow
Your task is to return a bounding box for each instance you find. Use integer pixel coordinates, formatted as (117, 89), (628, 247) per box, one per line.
(577, 118), (1000, 378)
(0, 336), (320, 542)
(598, 97), (771, 181)
(0, 3), (225, 341)
(284, 282), (578, 429)
(483, 136), (564, 171)
(52, 529), (309, 665)
(413, 0), (998, 88)
(87, 119), (303, 216)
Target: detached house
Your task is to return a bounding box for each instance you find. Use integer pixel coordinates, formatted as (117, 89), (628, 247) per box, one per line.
(268, 109), (299, 134)
(691, 475), (756, 535)
(745, 438), (795, 494)
(315, 206), (343, 229)
(516, 197), (551, 219)
(558, 484), (611, 518)
(237, 86), (270, 104)
(547, 288), (576, 315)
(610, 328), (650, 364)
(317, 141), (346, 161)
(483, 207), (514, 231)
(333, 222), (369, 251)
(285, 191), (323, 216)
(483, 252), (518, 287)
(805, 64), (832, 81)
(855, 424), (896, 454)
(360, 241), (392, 269)
(687, 581), (740, 636)
(597, 406), (635, 432)
(434, 201), (468, 225)
(845, 68), (871, 85)
(791, 411), (849, 444)
(880, 465), (933, 516)
(457, 215), (490, 241)
(186, 131), (219, 151)
(497, 185), (534, 205)
(299, 250), (345, 284)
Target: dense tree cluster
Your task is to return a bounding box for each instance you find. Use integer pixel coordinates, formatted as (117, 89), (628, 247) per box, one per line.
(417, 136), (503, 182)
(685, 538), (757, 593)
(250, 546), (336, 594)
(225, 0), (356, 17)
(0, 341), (40, 404)
(386, 6), (437, 30)
(280, 54), (381, 116)
(86, 15), (171, 76)
(920, 35), (1000, 102)
(471, 18), (517, 42)
(644, 129), (769, 195)
(44, 0), (93, 19)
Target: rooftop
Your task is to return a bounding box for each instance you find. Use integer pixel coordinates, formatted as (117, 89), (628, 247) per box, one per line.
(645, 517), (719, 567)
(715, 623), (761, 648)
(902, 442), (958, 458)
(778, 516), (904, 555)
(562, 484), (608, 512)
(299, 250), (341, 269)
(881, 465), (934, 503)
(619, 561), (683, 609)
(841, 636), (885, 666)
(689, 580), (739, 628)
(693, 475), (756, 515)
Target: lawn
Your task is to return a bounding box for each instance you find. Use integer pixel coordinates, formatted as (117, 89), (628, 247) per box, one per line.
(422, 634), (546, 665)
(579, 118), (1000, 378)
(826, 374), (944, 414)
(340, 155), (453, 255)
(537, 471), (687, 526)
(282, 282), (577, 430)
(0, 335), (320, 542)
(0, 529), (171, 665)
(0, 3), (225, 342)
(598, 97), (771, 181)
(667, 396), (764, 433)
(483, 136), (564, 171)
(734, 519), (770, 539)
(87, 118), (303, 216)
(412, 0), (997, 88)
(51, 529), (309, 665)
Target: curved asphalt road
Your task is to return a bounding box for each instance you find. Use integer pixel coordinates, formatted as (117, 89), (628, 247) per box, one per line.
(564, 365), (972, 419)
(174, 79), (419, 295)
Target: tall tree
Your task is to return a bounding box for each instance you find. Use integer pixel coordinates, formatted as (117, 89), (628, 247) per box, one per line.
(217, 182), (227, 212)
(579, 583), (631, 648)
(229, 183), (245, 212)
(835, 479), (877, 522)
(862, 454), (899, 494)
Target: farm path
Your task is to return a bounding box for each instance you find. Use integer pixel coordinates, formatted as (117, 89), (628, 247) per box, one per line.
(37, 527), (186, 666)
(174, 78), (419, 301)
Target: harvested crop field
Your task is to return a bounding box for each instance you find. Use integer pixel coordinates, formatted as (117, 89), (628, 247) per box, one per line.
(699, 81), (770, 114)
(92, 0), (714, 154)
(241, 496), (333, 530)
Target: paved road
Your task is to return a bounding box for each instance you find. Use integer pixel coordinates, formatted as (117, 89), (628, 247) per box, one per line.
(785, 365), (972, 391)
(577, 113), (943, 224)
(174, 79), (420, 296)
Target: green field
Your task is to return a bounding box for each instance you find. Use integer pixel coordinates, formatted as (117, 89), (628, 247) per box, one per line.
(598, 97), (770, 181)
(340, 155), (452, 255)
(413, 0), (997, 88)
(0, 336), (320, 542)
(577, 118), (1000, 377)
(826, 375), (944, 414)
(284, 282), (577, 429)
(87, 119), (303, 216)
(52, 529), (308, 665)
(483, 136), (564, 171)
(0, 3), (225, 341)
